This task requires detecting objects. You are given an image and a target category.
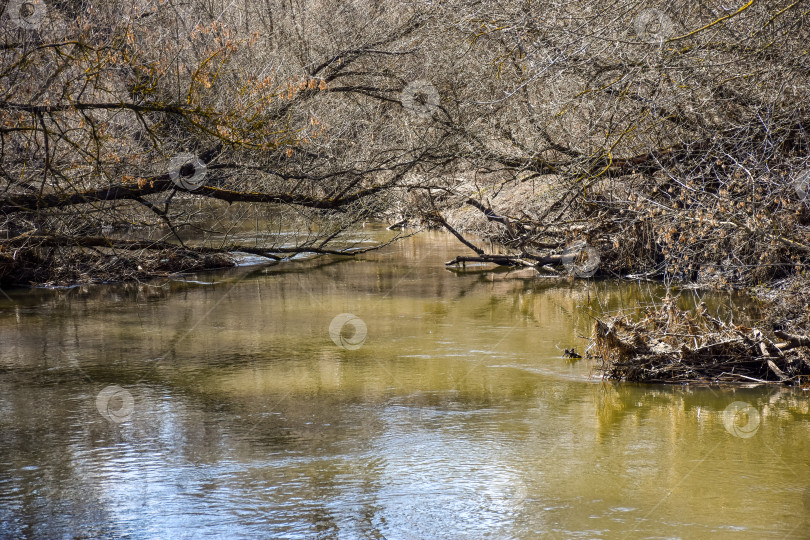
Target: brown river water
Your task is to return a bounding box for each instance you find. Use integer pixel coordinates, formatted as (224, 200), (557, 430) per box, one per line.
(1, 227), (809, 538)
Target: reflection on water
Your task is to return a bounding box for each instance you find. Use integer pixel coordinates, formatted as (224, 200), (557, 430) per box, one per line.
(0, 228), (808, 538)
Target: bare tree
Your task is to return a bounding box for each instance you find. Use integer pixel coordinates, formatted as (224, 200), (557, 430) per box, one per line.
(3, 0), (809, 291)
(0, 0), (436, 284)
(417, 1), (810, 286)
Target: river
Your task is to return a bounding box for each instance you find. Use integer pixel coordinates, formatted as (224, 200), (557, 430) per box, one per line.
(0, 227), (808, 538)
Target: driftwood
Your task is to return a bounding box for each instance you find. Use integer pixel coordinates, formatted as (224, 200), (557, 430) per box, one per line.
(445, 254), (562, 267)
(591, 298), (810, 385)
(430, 205), (578, 274)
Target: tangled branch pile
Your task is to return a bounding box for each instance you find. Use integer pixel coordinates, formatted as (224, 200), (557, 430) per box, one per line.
(591, 298), (810, 385)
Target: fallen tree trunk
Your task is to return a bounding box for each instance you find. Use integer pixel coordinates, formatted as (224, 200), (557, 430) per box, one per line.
(0, 233), (398, 257)
(0, 176), (388, 214)
(445, 254), (562, 267)
(433, 206), (573, 273)
(0, 230), (412, 286)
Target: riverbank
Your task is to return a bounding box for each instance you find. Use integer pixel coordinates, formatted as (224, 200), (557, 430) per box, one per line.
(591, 290), (810, 386)
(4, 212), (810, 388)
(0, 246), (234, 288)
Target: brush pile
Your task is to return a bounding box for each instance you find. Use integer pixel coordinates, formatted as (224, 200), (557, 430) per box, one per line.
(0, 247), (234, 287)
(591, 297), (810, 385)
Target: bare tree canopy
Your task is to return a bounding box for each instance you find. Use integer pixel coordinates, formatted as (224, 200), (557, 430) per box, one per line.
(1, 0), (809, 288)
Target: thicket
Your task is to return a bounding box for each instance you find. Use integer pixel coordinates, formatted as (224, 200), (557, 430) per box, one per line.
(2, 1), (809, 298)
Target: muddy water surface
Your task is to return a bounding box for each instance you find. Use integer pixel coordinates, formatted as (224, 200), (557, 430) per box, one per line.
(0, 229), (808, 538)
